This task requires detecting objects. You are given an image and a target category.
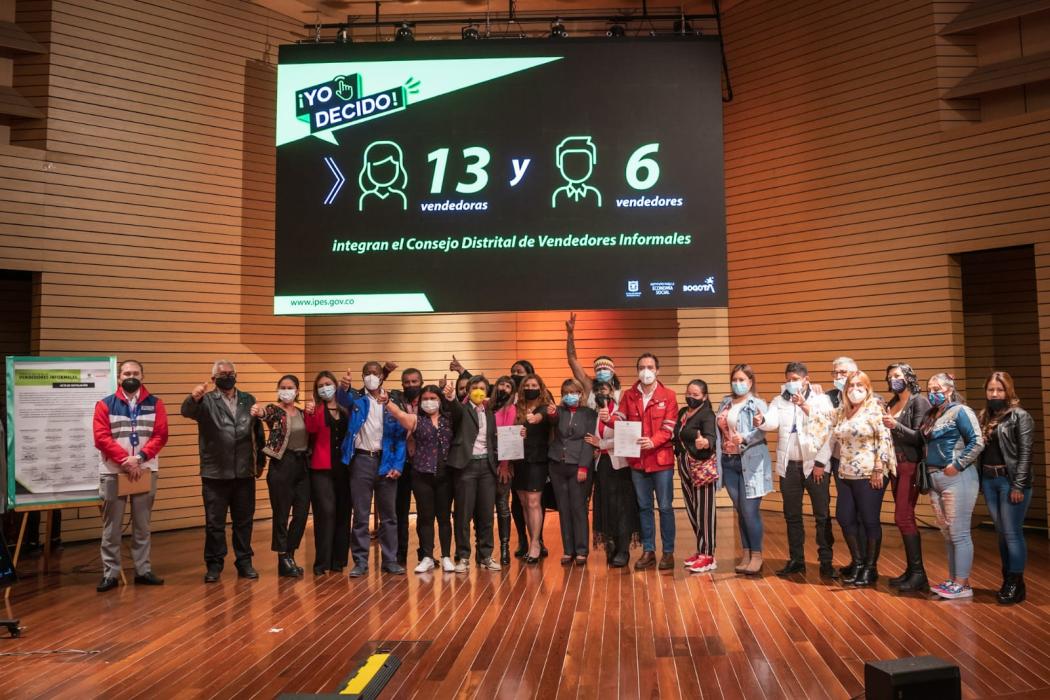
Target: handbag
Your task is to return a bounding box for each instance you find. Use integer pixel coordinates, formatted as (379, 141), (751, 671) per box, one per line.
(914, 458), (930, 495)
(687, 453), (719, 488)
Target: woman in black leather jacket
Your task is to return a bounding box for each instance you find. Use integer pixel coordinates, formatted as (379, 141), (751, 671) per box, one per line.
(978, 371), (1034, 604)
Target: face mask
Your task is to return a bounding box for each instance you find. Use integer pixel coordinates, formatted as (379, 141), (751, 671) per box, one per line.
(523, 388), (541, 401)
(317, 385), (336, 401)
(363, 374), (381, 391)
(121, 378), (141, 394)
(563, 393), (580, 407)
(511, 374), (524, 387)
(215, 375), (236, 391)
(929, 391), (946, 407)
(848, 388), (867, 404)
(278, 388), (297, 404)
(888, 378), (907, 394)
(686, 396), (704, 409)
(638, 368), (656, 385)
(402, 386), (421, 401)
(731, 381), (749, 396)
(469, 388), (487, 405)
(420, 399), (440, 414)
(833, 378), (846, 392)
(496, 389), (511, 403)
(595, 369), (613, 383)
(457, 389), (468, 400)
(987, 398), (1007, 413)
(784, 380), (802, 396)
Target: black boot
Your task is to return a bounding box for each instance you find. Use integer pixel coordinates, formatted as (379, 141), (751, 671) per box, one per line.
(278, 555), (298, 578)
(287, 552), (304, 577)
(498, 512), (511, 565)
(896, 534), (928, 593)
(852, 537), (881, 587)
(888, 537), (911, 588)
(998, 573), (1026, 604)
(500, 540), (511, 566)
(840, 535), (864, 584)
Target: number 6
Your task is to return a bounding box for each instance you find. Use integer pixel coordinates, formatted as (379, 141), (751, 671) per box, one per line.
(626, 143), (660, 190)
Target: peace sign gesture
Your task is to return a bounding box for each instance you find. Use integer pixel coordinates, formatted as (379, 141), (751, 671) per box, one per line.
(566, 311), (577, 335)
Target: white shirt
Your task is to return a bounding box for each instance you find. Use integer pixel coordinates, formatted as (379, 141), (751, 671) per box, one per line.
(640, 384), (658, 411)
(355, 393), (384, 451)
(471, 404), (488, 456)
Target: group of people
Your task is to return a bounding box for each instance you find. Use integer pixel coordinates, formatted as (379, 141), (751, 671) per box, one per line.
(89, 320), (1035, 606)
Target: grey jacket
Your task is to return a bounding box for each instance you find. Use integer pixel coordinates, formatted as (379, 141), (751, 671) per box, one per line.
(548, 405), (597, 469)
(181, 390), (266, 480)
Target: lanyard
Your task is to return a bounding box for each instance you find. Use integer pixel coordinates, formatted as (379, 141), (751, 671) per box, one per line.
(128, 400), (142, 451)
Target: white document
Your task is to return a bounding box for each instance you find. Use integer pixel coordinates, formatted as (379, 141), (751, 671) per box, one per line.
(496, 425), (525, 461)
(613, 421), (642, 458)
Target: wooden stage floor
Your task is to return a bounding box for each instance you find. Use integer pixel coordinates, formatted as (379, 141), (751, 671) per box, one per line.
(4, 508), (1050, 699)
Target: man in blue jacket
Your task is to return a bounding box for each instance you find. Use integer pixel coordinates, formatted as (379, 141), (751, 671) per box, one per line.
(337, 361), (408, 577)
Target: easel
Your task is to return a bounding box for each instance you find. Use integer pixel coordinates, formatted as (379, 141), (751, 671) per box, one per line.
(9, 500), (101, 579)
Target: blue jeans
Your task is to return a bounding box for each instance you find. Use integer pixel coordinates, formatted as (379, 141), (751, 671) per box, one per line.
(631, 469), (675, 554)
(981, 475), (1032, 574)
(929, 466), (979, 580)
(722, 454), (763, 552)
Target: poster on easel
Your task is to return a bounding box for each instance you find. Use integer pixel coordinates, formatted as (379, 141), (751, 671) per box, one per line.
(5, 356), (115, 509)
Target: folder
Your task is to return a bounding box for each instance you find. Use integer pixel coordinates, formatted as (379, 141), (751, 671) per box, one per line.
(117, 473), (150, 497)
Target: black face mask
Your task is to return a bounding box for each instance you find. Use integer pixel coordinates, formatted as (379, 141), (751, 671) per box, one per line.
(456, 389), (468, 400)
(496, 389), (511, 403)
(121, 378), (141, 394)
(511, 375), (524, 387)
(987, 398), (1007, 413)
(522, 388), (541, 401)
(215, 375), (237, 391)
(402, 386), (421, 401)
(686, 396), (704, 409)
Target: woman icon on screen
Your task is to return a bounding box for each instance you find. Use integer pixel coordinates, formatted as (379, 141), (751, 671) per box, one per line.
(358, 140), (408, 211)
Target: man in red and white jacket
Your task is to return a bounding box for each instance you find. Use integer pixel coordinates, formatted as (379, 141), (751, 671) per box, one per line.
(92, 359), (169, 592)
(599, 352), (679, 571)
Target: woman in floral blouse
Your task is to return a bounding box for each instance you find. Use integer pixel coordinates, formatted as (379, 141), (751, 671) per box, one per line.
(811, 370), (896, 587)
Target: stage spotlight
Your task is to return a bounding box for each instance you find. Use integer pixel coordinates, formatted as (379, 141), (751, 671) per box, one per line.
(395, 22), (414, 42)
(550, 18), (566, 39)
(336, 26), (350, 43)
(462, 24), (480, 40)
(607, 24), (626, 38)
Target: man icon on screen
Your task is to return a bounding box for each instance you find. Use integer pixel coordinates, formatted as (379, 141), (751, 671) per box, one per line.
(358, 140), (408, 211)
(552, 136), (602, 208)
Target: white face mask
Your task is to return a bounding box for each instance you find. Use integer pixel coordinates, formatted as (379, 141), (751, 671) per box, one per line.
(278, 388), (297, 404)
(638, 368), (656, 385)
(420, 399), (440, 414)
(317, 385), (336, 401)
(363, 374), (381, 391)
(848, 388), (867, 404)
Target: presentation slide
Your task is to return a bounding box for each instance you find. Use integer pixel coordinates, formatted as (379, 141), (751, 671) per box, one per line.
(275, 38), (726, 314)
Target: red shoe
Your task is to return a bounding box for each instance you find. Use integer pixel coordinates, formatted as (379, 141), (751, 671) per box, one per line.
(688, 555), (717, 573)
(683, 552), (701, 567)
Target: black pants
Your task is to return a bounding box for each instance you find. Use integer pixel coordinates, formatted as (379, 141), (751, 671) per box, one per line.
(309, 469), (335, 570)
(268, 451), (311, 554)
(26, 510), (62, 546)
(550, 460), (591, 557)
(332, 460), (352, 569)
(780, 461), (833, 563)
(202, 476), (256, 567)
(413, 467), (454, 560)
(453, 457), (496, 562)
(836, 477), (887, 538)
(396, 462), (415, 563)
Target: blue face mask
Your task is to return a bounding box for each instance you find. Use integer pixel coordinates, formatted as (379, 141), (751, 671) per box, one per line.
(731, 381), (749, 396)
(595, 369), (613, 383)
(784, 380), (802, 396)
(928, 391), (946, 406)
(563, 393), (580, 407)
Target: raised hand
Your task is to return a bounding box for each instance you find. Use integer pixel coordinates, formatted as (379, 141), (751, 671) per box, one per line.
(191, 378), (211, 401)
(442, 382), (455, 401)
(439, 373), (448, 390)
(449, 355), (465, 375)
(597, 407), (610, 423)
(339, 369), (353, 391)
(565, 311), (577, 335)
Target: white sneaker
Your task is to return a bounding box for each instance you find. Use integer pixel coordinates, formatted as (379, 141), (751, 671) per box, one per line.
(454, 558), (470, 574)
(414, 557), (435, 574)
(441, 557), (455, 572)
(480, 557), (502, 571)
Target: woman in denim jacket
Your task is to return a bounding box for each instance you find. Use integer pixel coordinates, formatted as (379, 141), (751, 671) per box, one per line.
(716, 363), (773, 576)
(921, 372), (984, 600)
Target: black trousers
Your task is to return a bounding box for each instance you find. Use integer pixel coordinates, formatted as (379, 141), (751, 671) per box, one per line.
(413, 467), (454, 560)
(453, 457), (496, 562)
(202, 476), (256, 567)
(396, 462), (415, 563)
(780, 461), (834, 563)
(550, 460), (591, 557)
(331, 460), (352, 569)
(268, 451), (311, 554)
(309, 469), (335, 570)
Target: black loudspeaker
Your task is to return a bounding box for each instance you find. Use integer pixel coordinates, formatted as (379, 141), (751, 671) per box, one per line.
(865, 656), (961, 699)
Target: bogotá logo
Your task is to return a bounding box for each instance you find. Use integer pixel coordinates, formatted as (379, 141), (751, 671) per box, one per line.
(296, 74), (422, 135)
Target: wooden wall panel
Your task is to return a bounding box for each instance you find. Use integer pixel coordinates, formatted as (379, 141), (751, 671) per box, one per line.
(722, 0), (1050, 528)
(1, 0), (304, 542)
